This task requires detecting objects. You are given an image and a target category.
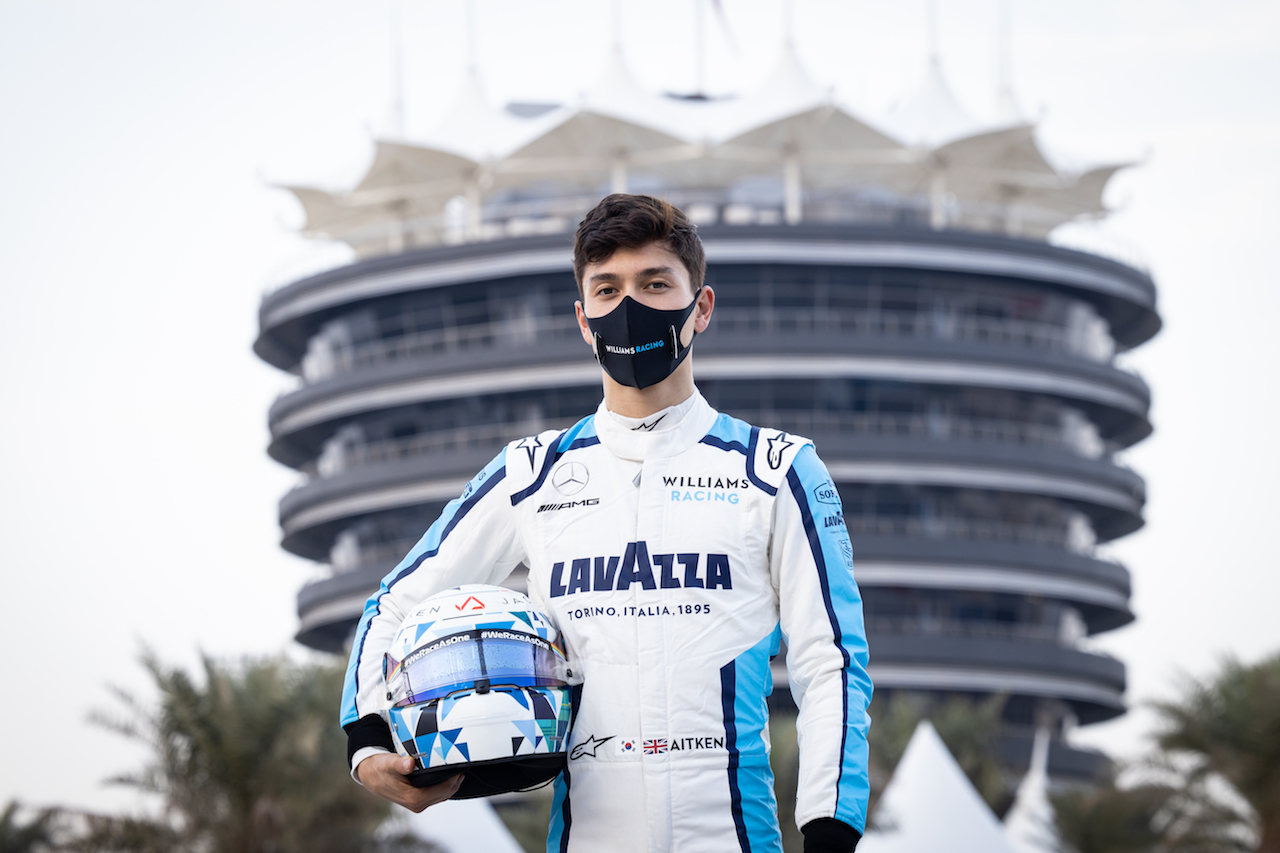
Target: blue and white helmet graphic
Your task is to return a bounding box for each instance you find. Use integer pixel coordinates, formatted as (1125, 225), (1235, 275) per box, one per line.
(383, 584), (580, 799)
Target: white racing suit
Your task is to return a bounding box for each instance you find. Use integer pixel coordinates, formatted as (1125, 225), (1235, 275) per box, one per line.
(341, 392), (873, 853)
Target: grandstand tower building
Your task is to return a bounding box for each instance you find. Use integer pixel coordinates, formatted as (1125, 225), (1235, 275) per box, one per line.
(255, 44), (1158, 781)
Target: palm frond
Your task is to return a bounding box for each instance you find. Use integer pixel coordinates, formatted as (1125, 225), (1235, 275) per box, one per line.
(81, 652), (401, 853)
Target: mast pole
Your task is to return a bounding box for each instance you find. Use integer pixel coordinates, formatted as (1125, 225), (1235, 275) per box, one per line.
(390, 0), (405, 137)
(695, 0), (706, 96)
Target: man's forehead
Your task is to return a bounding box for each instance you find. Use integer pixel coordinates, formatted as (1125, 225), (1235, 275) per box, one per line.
(588, 264), (680, 282)
(584, 242), (689, 277)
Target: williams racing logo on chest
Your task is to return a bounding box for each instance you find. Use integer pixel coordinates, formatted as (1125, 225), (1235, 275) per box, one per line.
(663, 473), (753, 504)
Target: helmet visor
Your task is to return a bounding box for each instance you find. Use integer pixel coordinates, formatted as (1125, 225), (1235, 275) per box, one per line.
(386, 629), (578, 708)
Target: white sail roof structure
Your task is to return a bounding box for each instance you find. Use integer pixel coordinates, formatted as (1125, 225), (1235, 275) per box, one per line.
(500, 47), (694, 193)
(710, 42), (915, 207)
(419, 66), (558, 163)
(353, 140), (479, 197)
(881, 55), (986, 148)
(1003, 727), (1062, 853)
(571, 43), (707, 143)
(868, 41), (1118, 235)
(278, 35), (1130, 256)
(638, 42), (836, 193)
(1029, 163), (1132, 218)
(934, 123), (1057, 187)
(926, 124), (1065, 235)
(282, 185), (366, 236)
(859, 721), (1022, 853)
(715, 39), (831, 143)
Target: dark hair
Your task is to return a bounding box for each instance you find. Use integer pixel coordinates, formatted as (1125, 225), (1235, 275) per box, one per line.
(572, 194), (706, 298)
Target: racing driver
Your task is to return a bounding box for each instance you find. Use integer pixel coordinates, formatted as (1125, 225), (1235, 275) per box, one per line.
(341, 194), (873, 853)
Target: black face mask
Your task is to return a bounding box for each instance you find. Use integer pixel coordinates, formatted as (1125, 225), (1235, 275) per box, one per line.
(585, 290), (702, 389)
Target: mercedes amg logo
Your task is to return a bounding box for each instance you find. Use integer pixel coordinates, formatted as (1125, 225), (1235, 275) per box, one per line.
(552, 461), (590, 496)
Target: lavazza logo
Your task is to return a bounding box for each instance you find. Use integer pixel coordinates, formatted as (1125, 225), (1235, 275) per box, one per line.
(550, 540), (733, 598)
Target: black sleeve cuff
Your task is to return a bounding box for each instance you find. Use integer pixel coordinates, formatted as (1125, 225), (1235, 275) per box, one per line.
(343, 714), (395, 766)
(802, 818), (861, 853)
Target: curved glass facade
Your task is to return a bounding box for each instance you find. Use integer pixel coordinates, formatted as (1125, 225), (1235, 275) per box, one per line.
(256, 224), (1158, 780)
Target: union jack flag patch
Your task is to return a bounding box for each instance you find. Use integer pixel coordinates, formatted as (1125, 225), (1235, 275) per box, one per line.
(643, 738), (668, 754)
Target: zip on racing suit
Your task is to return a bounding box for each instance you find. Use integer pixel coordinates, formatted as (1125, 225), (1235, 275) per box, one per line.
(341, 391), (873, 853)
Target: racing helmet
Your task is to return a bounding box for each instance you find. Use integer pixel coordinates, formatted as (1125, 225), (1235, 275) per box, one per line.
(383, 584), (580, 799)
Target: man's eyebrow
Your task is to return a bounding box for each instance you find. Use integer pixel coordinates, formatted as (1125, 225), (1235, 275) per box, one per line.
(588, 266), (677, 283)
(639, 266), (677, 278)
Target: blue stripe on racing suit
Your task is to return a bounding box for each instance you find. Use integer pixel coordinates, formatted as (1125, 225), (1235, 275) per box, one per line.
(699, 415), (776, 495)
(547, 764), (572, 853)
(720, 628), (785, 853)
(340, 448), (509, 728)
(784, 445), (872, 833)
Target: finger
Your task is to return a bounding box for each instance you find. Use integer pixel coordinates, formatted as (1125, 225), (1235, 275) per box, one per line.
(405, 774), (464, 811)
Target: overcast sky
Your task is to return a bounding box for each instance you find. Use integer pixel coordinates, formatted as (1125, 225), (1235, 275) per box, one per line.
(1, 0), (1277, 817)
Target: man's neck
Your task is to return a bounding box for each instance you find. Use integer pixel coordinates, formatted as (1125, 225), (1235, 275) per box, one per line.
(600, 362), (697, 418)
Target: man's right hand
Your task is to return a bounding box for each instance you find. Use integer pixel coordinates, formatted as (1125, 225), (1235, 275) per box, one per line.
(355, 753), (464, 812)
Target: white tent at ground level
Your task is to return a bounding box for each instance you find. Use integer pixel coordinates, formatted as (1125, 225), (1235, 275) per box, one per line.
(859, 720), (1022, 853)
(400, 796), (526, 853)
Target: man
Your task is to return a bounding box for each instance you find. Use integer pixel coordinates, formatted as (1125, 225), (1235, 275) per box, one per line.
(341, 194), (872, 853)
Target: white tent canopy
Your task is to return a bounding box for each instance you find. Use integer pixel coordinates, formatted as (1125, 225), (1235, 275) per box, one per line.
(401, 797), (526, 853)
(859, 721), (1022, 853)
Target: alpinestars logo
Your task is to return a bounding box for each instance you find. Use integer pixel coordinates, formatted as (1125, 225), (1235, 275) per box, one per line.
(515, 435), (543, 470)
(570, 734), (614, 759)
(766, 433), (794, 469)
(631, 414), (666, 431)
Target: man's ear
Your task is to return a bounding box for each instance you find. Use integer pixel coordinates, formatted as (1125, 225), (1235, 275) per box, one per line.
(575, 301), (595, 348)
(694, 285), (715, 333)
